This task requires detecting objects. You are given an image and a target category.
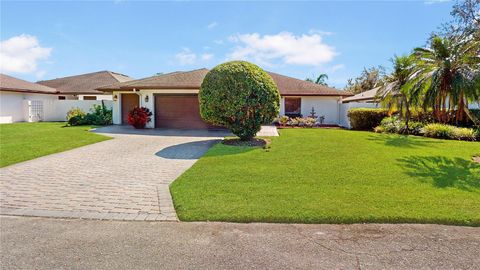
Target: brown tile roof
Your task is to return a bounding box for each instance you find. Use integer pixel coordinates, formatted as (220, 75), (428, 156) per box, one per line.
(267, 72), (352, 96)
(98, 68), (352, 97)
(98, 69), (207, 91)
(0, 74), (57, 94)
(37, 71), (134, 95)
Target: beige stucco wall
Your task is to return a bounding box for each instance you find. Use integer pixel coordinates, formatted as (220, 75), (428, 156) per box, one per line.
(112, 89), (199, 128)
(112, 89), (344, 128)
(279, 96), (342, 125)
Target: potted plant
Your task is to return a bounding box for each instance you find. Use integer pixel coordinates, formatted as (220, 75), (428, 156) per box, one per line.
(127, 107), (152, 129)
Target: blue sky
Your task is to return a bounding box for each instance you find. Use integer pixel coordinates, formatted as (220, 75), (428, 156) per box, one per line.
(1, 0), (453, 88)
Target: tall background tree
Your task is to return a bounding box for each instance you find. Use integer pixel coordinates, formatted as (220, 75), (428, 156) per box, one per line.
(441, 0), (479, 36)
(377, 55), (416, 132)
(407, 0), (480, 126)
(344, 66), (386, 94)
(408, 34), (480, 125)
(306, 73), (329, 86)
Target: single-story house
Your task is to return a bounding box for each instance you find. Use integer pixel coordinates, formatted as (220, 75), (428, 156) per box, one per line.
(97, 68), (353, 129)
(37, 71), (133, 101)
(0, 74), (59, 123)
(342, 87), (380, 104)
(0, 73), (122, 124)
(342, 86), (480, 109)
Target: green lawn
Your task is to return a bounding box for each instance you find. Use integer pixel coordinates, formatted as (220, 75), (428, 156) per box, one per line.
(170, 129), (480, 226)
(0, 122), (110, 167)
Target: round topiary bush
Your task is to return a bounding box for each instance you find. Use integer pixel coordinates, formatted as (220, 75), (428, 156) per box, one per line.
(199, 61), (280, 141)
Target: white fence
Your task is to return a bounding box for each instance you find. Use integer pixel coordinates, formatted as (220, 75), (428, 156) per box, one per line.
(28, 100), (113, 122)
(339, 102), (380, 129)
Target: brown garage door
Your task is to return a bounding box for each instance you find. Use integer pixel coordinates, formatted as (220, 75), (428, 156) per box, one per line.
(121, 94), (140, 124)
(155, 95), (210, 129)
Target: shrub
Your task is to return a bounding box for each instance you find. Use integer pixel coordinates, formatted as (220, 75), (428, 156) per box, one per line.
(379, 116), (404, 133)
(374, 126), (385, 133)
(287, 118), (299, 126)
(199, 61), (280, 141)
(84, 103), (112, 125)
(452, 127), (477, 141)
(376, 116), (425, 135)
(348, 108), (388, 130)
(127, 107), (152, 129)
(422, 124), (455, 139)
(305, 117), (316, 127)
(410, 110), (435, 123)
(297, 117), (306, 127)
(422, 124), (477, 141)
(66, 108), (86, 126)
(68, 115), (85, 126)
(66, 104), (112, 126)
(407, 121), (425, 136)
(278, 116), (289, 126)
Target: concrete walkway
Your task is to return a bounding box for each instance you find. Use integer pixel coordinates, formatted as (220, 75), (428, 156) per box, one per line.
(0, 126), (228, 221)
(257, 125), (279, 136)
(1, 216), (479, 269)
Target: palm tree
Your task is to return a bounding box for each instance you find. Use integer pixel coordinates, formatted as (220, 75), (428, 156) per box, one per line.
(377, 55), (416, 132)
(408, 33), (480, 126)
(306, 73), (329, 86)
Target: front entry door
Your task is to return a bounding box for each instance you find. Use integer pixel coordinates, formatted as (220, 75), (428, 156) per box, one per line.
(121, 93), (140, 124)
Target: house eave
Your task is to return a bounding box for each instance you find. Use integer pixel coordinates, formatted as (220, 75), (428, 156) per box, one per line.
(0, 88), (58, 94)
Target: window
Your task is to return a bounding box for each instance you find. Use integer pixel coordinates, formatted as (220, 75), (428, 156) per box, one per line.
(284, 97), (301, 116)
(83, 96), (97, 100)
(58, 96), (66, 100)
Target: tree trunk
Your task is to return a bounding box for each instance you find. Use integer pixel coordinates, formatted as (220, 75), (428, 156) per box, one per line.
(464, 106), (480, 128)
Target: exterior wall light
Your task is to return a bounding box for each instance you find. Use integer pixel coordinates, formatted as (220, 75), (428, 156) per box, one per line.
(145, 95), (149, 103)
(113, 94), (118, 101)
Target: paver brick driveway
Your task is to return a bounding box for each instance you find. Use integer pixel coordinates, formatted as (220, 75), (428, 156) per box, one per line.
(0, 126), (227, 221)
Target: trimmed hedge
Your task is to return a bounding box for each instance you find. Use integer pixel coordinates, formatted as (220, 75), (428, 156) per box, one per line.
(199, 61), (280, 140)
(348, 108), (388, 130)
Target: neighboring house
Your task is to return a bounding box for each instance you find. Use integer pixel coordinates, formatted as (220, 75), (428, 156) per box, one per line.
(342, 86), (480, 109)
(0, 74), (58, 123)
(97, 68), (352, 129)
(341, 87), (380, 104)
(0, 73), (116, 124)
(37, 71), (134, 101)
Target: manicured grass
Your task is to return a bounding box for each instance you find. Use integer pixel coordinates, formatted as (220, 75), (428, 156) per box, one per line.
(0, 122), (110, 167)
(170, 129), (480, 226)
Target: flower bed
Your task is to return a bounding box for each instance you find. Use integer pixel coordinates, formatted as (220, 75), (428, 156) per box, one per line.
(273, 116), (339, 128)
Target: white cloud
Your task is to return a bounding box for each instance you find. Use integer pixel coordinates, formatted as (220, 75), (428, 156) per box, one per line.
(207, 22), (218, 29)
(213, 39), (224, 45)
(308, 29), (334, 36)
(174, 48), (197, 65)
(227, 32), (337, 66)
(328, 64), (345, 73)
(0, 34), (52, 74)
(201, 53), (213, 61)
(424, 0), (450, 5)
(173, 48), (214, 65)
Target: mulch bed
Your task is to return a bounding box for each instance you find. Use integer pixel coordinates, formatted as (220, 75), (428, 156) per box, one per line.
(223, 138), (269, 147)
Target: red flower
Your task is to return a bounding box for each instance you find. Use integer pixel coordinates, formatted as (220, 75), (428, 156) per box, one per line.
(127, 107), (152, 129)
